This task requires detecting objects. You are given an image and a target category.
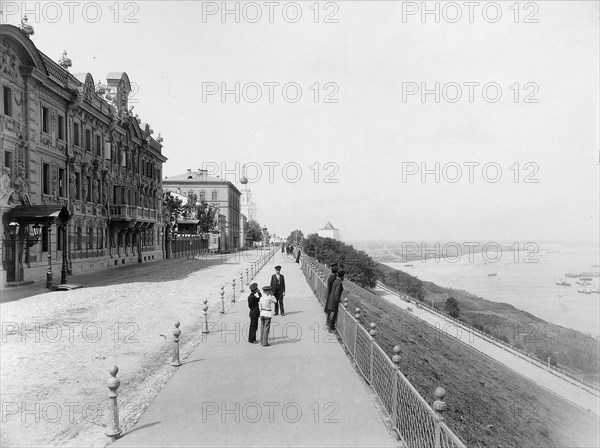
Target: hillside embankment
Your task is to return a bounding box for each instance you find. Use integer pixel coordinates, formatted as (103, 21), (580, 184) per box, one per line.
(377, 263), (600, 386)
(340, 278), (599, 448)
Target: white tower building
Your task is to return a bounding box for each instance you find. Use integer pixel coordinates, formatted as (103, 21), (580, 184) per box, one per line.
(318, 221), (340, 240)
(240, 166), (257, 222)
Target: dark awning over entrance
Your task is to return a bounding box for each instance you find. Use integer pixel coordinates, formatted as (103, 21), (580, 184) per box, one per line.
(3, 205), (70, 225)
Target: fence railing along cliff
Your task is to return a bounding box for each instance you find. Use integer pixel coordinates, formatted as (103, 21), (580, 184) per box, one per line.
(377, 281), (600, 395)
(298, 252), (467, 448)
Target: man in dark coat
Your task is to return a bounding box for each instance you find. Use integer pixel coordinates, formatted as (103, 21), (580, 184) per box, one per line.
(295, 247), (301, 263)
(325, 263), (339, 326)
(270, 266), (286, 316)
(325, 269), (345, 332)
(247, 283), (261, 343)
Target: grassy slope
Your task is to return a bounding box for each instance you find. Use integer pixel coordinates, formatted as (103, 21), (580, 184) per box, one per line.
(377, 263), (600, 385)
(337, 278), (599, 448)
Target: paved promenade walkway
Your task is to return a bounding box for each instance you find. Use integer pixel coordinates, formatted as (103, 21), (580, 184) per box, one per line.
(112, 252), (395, 447)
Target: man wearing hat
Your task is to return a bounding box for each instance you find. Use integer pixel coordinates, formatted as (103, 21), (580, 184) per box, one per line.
(270, 265), (286, 316)
(325, 269), (345, 332)
(259, 286), (277, 346)
(247, 283), (261, 343)
(325, 263), (339, 327)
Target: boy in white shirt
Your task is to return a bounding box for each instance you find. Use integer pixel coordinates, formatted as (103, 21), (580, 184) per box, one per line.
(259, 286), (278, 346)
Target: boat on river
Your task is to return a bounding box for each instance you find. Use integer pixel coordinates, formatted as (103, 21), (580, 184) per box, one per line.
(556, 279), (571, 286)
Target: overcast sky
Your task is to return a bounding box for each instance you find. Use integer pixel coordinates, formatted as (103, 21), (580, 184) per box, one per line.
(4, 1), (599, 244)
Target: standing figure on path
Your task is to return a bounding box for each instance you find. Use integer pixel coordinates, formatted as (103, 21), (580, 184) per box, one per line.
(295, 247), (301, 264)
(248, 283), (261, 343)
(325, 269), (345, 333)
(259, 286), (277, 346)
(325, 263), (339, 327)
(281, 244), (285, 253)
(271, 265), (286, 316)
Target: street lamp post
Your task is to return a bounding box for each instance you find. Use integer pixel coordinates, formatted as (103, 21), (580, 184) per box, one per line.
(60, 224), (68, 284)
(8, 221), (20, 282)
(46, 222), (53, 289)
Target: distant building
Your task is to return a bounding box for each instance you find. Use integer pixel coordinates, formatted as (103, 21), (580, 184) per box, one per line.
(318, 221), (340, 241)
(240, 167), (257, 222)
(163, 169), (241, 251)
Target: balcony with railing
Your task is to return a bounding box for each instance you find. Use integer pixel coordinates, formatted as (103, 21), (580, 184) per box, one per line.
(109, 205), (159, 222)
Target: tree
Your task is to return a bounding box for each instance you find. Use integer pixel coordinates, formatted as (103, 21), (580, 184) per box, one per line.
(301, 233), (379, 288)
(180, 193), (198, 220)
(445, 297), (461, 318)
(197, 201), (218, 233)
(162, 191), (183, 223)
(247, 220), (263, 242)
(178, 193), (218, 233)
(286, 229), (304, 245)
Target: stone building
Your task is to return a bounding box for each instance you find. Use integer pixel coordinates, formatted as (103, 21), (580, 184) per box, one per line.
(163, 169), (241, 251)
(318, 221), (341, 241)
(0, 22), (167, 289)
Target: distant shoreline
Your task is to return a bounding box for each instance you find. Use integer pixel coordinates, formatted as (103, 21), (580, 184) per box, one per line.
(375, 261), (599, 385)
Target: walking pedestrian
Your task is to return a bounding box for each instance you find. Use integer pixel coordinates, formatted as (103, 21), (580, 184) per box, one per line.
(325, 263), (339, 327)
(259, 286), (277, 346)
(247, 283), (261, 343)
(295, 247), (301, 264)
(270, 265), (286, 316)
(281, 243), (285, 253)
(325, 269), (345, 332)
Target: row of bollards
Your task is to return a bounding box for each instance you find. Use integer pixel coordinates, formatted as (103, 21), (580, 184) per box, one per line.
(218, 248), (275, 317)
(104, 249), (275, 443)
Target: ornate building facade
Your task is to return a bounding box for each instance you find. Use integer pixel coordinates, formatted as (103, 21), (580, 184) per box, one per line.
(163, 169), (241, 251)
(0, 23), (167, 289)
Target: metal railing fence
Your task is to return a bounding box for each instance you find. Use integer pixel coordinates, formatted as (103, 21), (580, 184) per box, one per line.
(299, 254), (467, 448)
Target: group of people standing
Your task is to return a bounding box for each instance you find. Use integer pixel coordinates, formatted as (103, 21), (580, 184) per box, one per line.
(282, 244), (302, 263)
(324, 263), (345, 333)
(245, 257), (344, 345)
(247, 265), (286, 346)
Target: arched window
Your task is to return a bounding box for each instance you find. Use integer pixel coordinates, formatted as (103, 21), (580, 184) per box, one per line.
(87, 226), (94, 250)
(76, 227), (83, 250)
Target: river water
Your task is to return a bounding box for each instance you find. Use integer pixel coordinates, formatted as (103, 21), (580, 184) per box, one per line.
(383, 242), (600, 337)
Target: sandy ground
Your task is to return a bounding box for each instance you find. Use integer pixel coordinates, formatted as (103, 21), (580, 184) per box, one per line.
(0, 249), (277, 447)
